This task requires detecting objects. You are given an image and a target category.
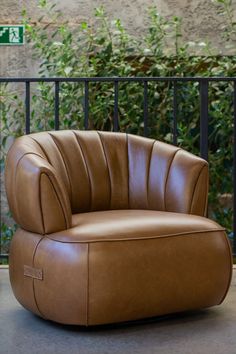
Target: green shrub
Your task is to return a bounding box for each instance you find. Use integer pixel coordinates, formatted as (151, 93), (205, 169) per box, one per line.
(1, 0), (236, 256)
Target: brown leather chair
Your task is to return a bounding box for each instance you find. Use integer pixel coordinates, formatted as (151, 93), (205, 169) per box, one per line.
(5, 130), (232, 326)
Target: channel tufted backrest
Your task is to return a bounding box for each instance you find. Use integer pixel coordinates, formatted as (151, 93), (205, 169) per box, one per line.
(5, 130), (209, 235)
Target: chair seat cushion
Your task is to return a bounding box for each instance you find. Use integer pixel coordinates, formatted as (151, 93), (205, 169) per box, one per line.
(48, 209), (225, 243)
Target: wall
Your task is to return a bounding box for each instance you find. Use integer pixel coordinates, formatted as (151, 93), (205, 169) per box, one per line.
(0, 0), (236, 77)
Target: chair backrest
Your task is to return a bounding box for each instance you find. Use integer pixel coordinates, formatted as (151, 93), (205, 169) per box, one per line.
(5, 130), (208, 234)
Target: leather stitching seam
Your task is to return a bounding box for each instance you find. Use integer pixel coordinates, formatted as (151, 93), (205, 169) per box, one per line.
(46, 228), (226, 244)
(32, 237), (46, 319)
(86, 243), (90, 326)
(39, 173), (46, 234)
(97, 132), (112, 210)
(189, 163), (208, 214)
(147, 140), (156, 209)
(218, 232), (233, 304)
(41, 172), (68, 231)
(48, 133), (73, 204)
(164, 148), (181, 211)
(30, 136), (52, 163)
(127, 133), (130, 209)
(72, 131), (93, 211)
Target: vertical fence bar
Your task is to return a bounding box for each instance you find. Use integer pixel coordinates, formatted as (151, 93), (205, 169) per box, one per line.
(54, 81), (60, 130)
(143, 80), (148, 137)
(0, 230), (2, 263)
(233, 80), (236, 256)
(114, 80), (119, 132)
(173, 81), (178, 145)
(0, 82), (2, 259)
(200, 79), (209, 161)
(0, 255), (8, 263)
(84, 80), (89, 129)
(25, 81), (30, 134)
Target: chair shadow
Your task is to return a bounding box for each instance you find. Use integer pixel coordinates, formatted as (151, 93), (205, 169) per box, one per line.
(30, 307), (217, 333)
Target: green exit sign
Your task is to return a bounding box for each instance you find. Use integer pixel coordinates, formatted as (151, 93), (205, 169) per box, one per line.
(0, 25), (25, 45)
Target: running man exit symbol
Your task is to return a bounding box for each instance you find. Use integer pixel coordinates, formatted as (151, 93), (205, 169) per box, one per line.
(0, 25), (25, 45)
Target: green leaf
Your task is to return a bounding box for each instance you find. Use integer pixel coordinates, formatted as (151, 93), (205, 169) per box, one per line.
(39, 0), (47, 8)
(81, 22), (88, 30)
(64, 67), (73, 75)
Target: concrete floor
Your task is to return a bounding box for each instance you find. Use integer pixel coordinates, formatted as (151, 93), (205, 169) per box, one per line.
(0, 268), (236, 354)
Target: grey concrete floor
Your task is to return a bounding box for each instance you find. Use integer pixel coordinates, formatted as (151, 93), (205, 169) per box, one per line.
(0, 268), (236, 354)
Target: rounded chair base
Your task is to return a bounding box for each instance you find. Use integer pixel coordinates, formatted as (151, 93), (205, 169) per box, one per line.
(9, 210), (232, 326)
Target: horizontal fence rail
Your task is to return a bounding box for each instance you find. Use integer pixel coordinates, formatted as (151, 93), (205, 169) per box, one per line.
(0, 76), (236, 260)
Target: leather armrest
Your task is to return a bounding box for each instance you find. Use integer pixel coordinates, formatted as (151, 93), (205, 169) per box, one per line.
(165, 149), (209, 216)
(5, 153), (71, 234)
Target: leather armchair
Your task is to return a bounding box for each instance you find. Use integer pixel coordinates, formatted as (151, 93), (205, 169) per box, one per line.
(5, 130), (232, 325)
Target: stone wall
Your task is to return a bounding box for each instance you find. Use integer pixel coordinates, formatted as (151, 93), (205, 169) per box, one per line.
(0, 0), (236, 77)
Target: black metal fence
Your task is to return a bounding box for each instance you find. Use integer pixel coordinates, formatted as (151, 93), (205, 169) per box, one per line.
(0, 76), (236, 259)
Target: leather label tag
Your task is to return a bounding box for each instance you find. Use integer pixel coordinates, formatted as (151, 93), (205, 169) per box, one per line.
(24, 265), (43, 280)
